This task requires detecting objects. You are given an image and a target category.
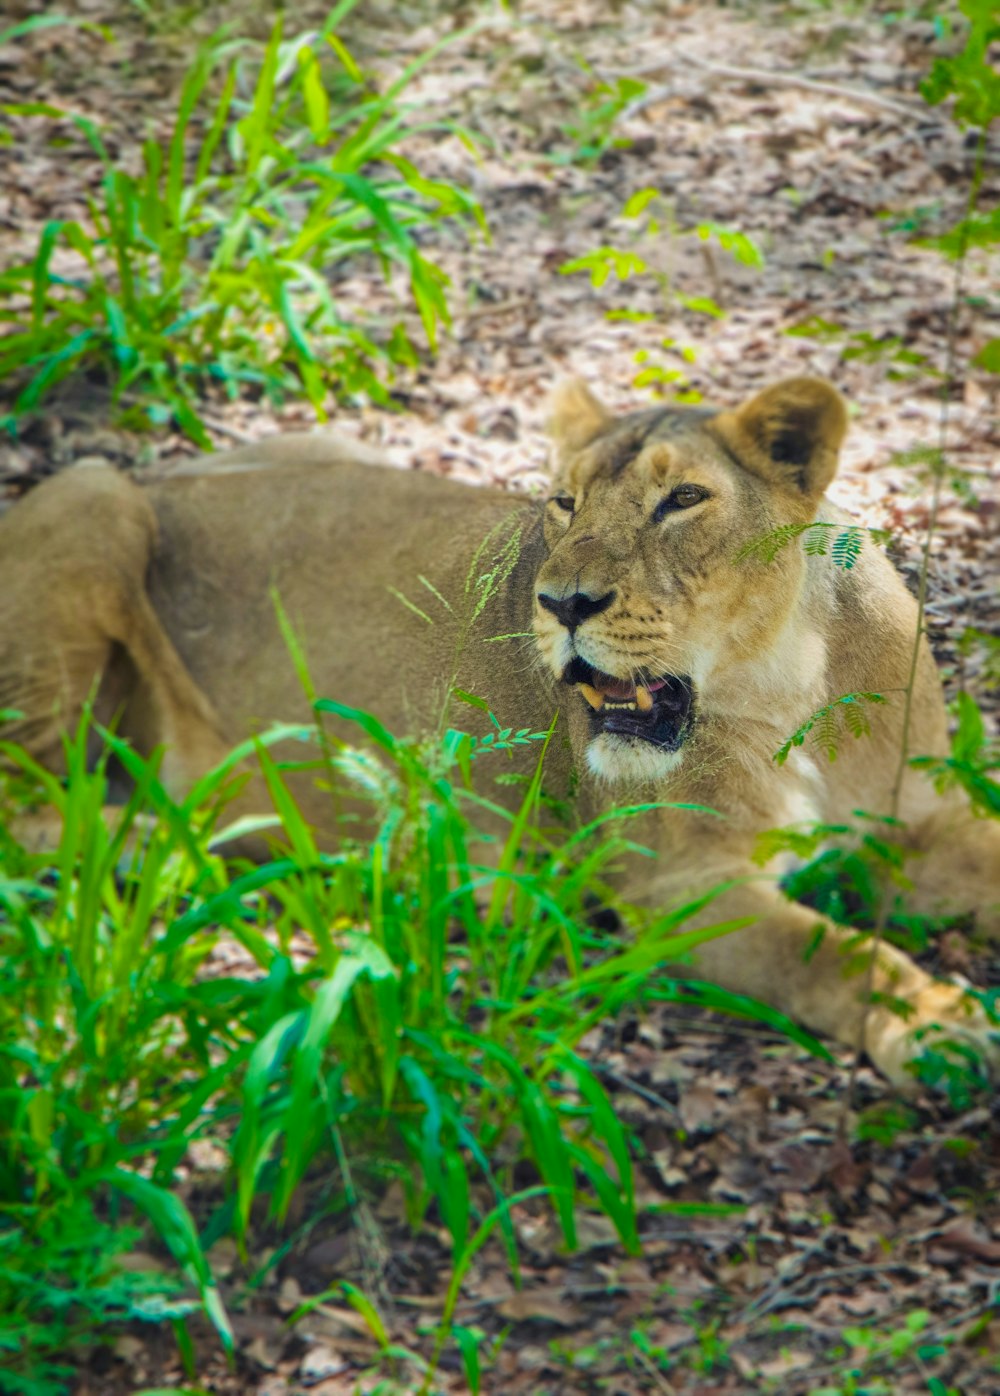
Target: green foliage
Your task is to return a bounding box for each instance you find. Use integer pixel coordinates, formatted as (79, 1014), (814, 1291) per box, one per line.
(0, 15), (106, 47)
(909, 690), (1000, 816)
(759, 526), (998, 1114)
(773, 693), (888, 766)
(785, 318), (930, 378)
(693, 221), (764, 270)
(0, 1205), (191, 1396)
(553, 71), (648, 167)
(813, 1309), (955, 1396)
(0, 10), (484, 443)
(1, 695), (790, 1391)
(759, 810), (933, 951)
(853, 1099), (921, 1146)
(956, 625), (1000, 692)
(919, 0), (1000, 131)
(561, 246), (647, 287)
(735, 521), (893, 569)
(559, 191), (764, 402)
(788, 1), (1000, 405)
(0, 718), (242, 1388)
(906, 1030), (993, 1108)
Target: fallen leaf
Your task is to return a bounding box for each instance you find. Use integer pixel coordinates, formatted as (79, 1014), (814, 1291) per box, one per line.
(928, 1216), (1000, 1265)
(299, 1344), (350, 1381)
(498, 1290), (585, 1326)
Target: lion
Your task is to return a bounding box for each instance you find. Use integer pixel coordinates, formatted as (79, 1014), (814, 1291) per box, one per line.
(1, 376), (998, 1087)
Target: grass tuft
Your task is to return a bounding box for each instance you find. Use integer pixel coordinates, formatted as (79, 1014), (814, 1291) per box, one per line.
(0, 8), (485, 443)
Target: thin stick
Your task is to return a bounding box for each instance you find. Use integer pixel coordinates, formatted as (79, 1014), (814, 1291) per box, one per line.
(200, 414), (257, 444)
(624, 51), (922, 123)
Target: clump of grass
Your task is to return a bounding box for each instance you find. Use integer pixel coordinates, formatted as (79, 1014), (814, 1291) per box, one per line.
(0, 3), (484, 444)
(0, 696), (809, 1392)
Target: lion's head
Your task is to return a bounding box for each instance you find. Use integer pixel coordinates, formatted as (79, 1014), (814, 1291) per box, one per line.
(532, 376), (848, 782)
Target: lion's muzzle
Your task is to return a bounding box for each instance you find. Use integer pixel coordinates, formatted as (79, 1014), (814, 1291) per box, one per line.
(562, 656), (694, 752)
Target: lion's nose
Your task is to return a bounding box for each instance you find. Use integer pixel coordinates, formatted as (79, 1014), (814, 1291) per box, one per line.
(537, 588), (615, 631)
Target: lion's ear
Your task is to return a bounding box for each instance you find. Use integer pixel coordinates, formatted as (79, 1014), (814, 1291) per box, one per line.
(546, 378), (612, 457)
(714, 377), (847, 500)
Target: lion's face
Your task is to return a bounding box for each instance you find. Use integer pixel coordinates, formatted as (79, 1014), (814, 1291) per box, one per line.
(532, 377), (848, 782)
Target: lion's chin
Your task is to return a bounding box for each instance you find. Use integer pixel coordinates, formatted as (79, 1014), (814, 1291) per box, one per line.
(585, 733), (687, 784)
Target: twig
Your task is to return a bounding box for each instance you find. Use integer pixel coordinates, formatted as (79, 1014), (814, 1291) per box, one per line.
(594, 1064), (681, 1120)
(200, 414), (257, 444)
(322, 1079), (394, 1318)
(623, 51), (922, 123)
(462, 296), (533, 324)
(739, 1259), (928, 1323)
(633, 1343), (679, 1395)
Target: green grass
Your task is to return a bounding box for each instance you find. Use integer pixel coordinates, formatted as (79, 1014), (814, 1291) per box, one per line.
(0, 4), (484, 444)
(0, 693), (820, 1394)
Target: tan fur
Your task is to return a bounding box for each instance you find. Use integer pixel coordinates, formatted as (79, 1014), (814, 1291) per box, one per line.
(2, 385), (998, 1087)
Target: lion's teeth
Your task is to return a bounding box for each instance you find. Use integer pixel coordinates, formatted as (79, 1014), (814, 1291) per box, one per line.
(636, 685), (653, 713)
(580, 683), (605, 711)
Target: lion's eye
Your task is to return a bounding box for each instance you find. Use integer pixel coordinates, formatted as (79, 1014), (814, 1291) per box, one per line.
(652, 484), (708, 522)
(550, 494), (575, 513)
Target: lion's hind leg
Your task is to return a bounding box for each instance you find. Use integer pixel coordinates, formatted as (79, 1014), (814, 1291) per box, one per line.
(0, 465), (230, 841)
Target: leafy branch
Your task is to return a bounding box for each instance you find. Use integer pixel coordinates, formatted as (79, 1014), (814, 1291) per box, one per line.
(736, 521), (892, 568)
(774, 692), (889, 766)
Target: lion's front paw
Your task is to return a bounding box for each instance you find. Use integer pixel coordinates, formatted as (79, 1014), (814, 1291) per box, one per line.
(867, 981), (999, 1096)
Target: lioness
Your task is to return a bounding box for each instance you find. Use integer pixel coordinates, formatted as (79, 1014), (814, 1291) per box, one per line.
(2, 377), (998, 1085)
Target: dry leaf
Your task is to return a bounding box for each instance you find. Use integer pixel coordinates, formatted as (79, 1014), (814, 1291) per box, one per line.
(498, 1290), (585, 1326)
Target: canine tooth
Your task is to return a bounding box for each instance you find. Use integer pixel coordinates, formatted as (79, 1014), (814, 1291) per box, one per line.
(580, 683), (605, 711)
(636, 685), (653, 713)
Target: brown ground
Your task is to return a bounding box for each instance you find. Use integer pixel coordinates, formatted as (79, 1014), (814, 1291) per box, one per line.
(2, 1), (999, 1393)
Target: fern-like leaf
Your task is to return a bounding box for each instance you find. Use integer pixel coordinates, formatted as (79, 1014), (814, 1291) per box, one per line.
(734, 522), (811, 565)
(802, 527), (832, 557)
(774, 692), (887, 766)
(811, 707), (841, 762)
(842, 697), (872, 741)
(831, 527), (865, 569)
(738, 522), (893, 570)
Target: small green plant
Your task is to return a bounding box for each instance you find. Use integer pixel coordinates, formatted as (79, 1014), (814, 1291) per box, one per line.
(0, 7), (484, 443)
(553, 70), (648, 167)
(785, 318), (931, 379)
(560, 189), (763, 402)
(812, 1309), (955, 1396)
(909, 690), (1000, 817)
(757, 810), (943, 959)
(955, 626), (1000, 695)
(786, 1), (1000, 394)
(0, 1205), (192, 1396)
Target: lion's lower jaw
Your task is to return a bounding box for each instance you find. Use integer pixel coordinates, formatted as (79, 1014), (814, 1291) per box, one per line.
(585, 733), (686, 784)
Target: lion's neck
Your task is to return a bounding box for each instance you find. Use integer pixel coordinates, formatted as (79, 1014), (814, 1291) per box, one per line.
(693, 574), (832, 729)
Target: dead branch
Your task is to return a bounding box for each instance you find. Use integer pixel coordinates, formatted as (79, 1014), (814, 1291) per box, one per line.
(624, 51), (923, 123)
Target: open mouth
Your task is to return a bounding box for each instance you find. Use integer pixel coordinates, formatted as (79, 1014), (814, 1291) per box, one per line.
(562, 657), (694, 750)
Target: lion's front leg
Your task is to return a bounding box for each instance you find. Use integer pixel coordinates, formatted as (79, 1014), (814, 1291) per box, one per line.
(652, 874), (997, 1089)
